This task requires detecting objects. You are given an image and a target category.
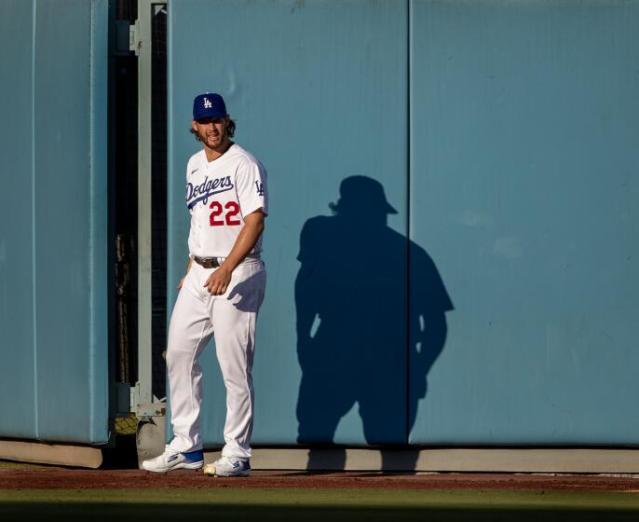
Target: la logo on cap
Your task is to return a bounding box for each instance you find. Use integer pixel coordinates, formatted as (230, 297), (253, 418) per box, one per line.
(193, 92), (227, 120)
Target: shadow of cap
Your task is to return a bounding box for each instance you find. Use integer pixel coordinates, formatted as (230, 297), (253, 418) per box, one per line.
(329, 175), (398, 215)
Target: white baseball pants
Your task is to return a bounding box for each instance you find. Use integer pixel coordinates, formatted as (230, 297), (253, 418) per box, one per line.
(166, 257), (266, 458)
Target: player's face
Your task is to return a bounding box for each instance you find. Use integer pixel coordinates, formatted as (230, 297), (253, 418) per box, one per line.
(192, 117), (229, 150)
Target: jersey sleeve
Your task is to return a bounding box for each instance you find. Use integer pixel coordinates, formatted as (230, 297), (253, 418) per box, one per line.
(185, 157), (195, 215)
(185, 157), (197, 257)
(235, 158), (268, 218)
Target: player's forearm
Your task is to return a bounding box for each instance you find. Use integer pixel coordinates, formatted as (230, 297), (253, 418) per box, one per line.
(220, 212), (265, 273)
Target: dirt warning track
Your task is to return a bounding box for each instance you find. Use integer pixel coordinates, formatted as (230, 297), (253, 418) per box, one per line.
(1, 466), (639, 492)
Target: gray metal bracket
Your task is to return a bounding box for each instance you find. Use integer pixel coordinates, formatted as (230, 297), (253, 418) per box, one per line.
(130, 383), (166, 419)
(131, 0), (167, 422)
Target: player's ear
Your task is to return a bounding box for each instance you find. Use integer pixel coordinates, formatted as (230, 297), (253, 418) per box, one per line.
(191, 120), (198, 132)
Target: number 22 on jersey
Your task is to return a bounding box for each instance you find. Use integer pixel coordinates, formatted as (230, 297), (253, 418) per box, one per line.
(210, 200), (241, 227)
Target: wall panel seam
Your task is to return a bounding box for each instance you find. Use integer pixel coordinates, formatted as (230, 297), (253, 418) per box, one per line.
(31, 0), (39, 439)
(89, 0), (96, 441)
(405, 0), (412, 446)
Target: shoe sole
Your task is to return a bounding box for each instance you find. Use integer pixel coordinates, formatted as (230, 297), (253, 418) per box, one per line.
(142, 461), (203, 473)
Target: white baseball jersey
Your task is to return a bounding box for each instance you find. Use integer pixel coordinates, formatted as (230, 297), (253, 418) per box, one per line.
(185, 144), (268, 258)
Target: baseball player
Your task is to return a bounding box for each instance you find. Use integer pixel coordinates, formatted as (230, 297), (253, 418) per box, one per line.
(142, 93), (267, 477)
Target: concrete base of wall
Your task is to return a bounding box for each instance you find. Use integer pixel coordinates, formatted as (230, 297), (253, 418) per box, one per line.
(204, 448), (639, 474)
(0, 440), (102, 469)
(3, 440), (638, 474)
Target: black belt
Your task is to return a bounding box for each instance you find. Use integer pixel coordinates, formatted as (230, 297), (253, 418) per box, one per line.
(193, 256), (222, 268)
(192, 254), (260, 269)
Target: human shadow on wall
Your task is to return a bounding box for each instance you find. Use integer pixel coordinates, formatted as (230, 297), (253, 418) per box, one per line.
(295, 176), (454, 472)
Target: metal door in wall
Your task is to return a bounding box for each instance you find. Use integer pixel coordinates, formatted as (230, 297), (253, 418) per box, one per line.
(168, 0), (409, 446)
(0, 0), (109, 443)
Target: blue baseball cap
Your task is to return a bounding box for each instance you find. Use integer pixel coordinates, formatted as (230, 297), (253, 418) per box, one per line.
(193, 93), (228, 120)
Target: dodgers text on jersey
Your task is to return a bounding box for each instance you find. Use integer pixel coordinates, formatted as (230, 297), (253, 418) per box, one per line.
(187, 175), (234, 209)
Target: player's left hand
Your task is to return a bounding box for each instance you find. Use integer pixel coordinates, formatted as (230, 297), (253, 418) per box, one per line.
(204, 267), (232, 295)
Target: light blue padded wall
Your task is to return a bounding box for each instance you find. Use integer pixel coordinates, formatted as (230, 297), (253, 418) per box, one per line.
(409, 0), (639, 444)
(168, 0), (639, 448)
(0, 0), (37, 438)
(0, 0), (109, 443)
(168, 0), (408, 446)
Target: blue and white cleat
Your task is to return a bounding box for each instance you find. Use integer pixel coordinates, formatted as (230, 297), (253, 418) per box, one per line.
(142, 446), (204, 473)
(203, 456), (251, 477)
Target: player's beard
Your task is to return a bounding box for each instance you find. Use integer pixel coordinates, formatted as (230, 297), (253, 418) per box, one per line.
(205, 131), (221, 147)
(203, 127), (228, 151)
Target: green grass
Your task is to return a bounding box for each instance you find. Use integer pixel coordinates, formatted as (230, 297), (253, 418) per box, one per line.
(1, 488), (638, 521)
